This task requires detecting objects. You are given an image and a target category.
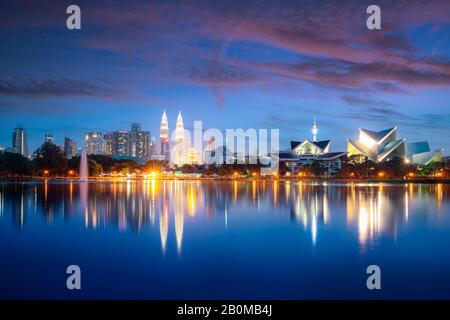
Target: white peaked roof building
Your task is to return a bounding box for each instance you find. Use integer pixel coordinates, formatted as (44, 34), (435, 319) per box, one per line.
(405, 142), (443, 165)
(347, 127), (442, 165)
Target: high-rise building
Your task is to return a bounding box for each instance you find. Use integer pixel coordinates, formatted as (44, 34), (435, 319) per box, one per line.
(44, 133), (54, 144)
(173, 111), (186, 167)
(103, 132), (113, 155)
(12, 126), (28, 157)
(64, 137), (77, 159)
(112, 131), (130, 156)
(85, 132), (106, 155)
(160, 110), (170, 161)
(130, 122), (150, 159)
(149, 137), (157, 158)
(188, 147), (197, 165)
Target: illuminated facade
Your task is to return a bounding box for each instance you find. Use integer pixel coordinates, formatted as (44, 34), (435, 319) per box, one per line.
(64, 137), (77, 159)
(85, 132), (106, 155)
(188, 147), (197, 165)
(130, 122), (150, 160)
(172, 111), (187, 167)
(280, 117), (347, 175)
(405, 141), (443, 165)
(112, 130), (130, 156)
(159, 110), (170, 161)
(347, 127), (443, 164)
(12, 126), (28, 157)
(291, 139), (331, 158)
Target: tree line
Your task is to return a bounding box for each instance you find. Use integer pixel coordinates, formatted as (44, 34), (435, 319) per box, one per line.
(0, 142), (448, 179)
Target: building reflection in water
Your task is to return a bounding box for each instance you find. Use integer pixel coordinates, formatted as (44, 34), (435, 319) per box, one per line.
(0, 180), (448, 254)
(290, 182), (331, 245)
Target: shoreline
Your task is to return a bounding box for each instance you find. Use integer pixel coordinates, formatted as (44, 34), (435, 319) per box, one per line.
(0, 176), (449, 184)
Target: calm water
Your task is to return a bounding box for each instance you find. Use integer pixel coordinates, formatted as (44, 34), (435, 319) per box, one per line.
(0, 180), (450, 299)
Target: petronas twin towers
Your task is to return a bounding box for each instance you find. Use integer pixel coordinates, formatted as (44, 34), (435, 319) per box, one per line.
(159, 110), (188, 166)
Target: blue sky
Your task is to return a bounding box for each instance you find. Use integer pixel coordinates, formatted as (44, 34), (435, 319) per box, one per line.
(0, 0), (449, 153)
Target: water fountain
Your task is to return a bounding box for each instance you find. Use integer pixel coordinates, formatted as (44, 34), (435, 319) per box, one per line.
(79, 149), (88, 182)
(79, 149), (89, 212)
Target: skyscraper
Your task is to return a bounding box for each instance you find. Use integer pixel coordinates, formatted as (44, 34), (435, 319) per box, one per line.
(103, 132), (113, 155)
(149, 137), (157, 158)
(173, 111), (186, 167)
(64, 137), (77, 159)
(112, 131), (130, 156)
(12, 126), (28, 157)
(130, 122), (150, 160)
(188, 147), (197, 165)
(160, 110), (170, 161)
(85, 132), (106, 155)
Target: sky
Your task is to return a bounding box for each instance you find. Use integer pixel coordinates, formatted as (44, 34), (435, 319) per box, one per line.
(0, 0), (449, 154)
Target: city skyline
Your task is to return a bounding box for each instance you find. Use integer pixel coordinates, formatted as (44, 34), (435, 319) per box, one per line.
(1, 1), (449, 155)
(1, 112), (447, 160)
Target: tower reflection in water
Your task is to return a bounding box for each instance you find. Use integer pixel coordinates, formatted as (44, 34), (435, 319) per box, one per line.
(0, 181), (448, 254)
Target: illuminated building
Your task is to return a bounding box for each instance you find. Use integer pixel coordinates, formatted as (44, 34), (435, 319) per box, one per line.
(130, 122), (150, 160)
(112, 130), (130, 156)
(291, 139), (331, 158)
(64, 137), (77, 159)
(280, 118), (346, 175)
(348, 127), (442, 164)
(188, 147), (197, 165)
(149, 137), (157, 158)
(405, 141), (443, 165)
(85, 132), (106, 155)
(160, 110), (170, 161)
(44, 133), (54, 144)
(103, 132), (113, 155)
(172, 111), (187, 167)
(12, 125), (28, 157)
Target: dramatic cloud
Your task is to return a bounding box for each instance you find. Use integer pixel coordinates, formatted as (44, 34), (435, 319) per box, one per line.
(0, 78), (123, 98)
(1, 0), (450, 151)
(341, 95), (398, 109)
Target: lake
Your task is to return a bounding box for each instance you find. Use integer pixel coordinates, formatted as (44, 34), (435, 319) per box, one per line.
(0, 180), (449, 299)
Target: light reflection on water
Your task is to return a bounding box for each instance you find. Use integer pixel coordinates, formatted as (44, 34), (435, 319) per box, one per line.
(0, 181), (449, 299)
(0, 181), (447, 253)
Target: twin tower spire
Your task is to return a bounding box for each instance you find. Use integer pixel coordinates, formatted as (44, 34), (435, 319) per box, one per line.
(159, 110), (318, 164)
(159, 110), (186, 165)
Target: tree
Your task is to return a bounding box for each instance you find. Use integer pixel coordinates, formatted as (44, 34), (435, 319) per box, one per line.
(0, 152), (32, 176)
(33, 142), (68, 176)
(377, 156), (416, 178)
(88, 158), (103, 176)
(310, 161), (327, 178)
(339, 154), (376, 178)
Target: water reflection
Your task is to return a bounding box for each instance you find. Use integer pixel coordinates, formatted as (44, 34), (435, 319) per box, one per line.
(0, 181), (448, 254)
